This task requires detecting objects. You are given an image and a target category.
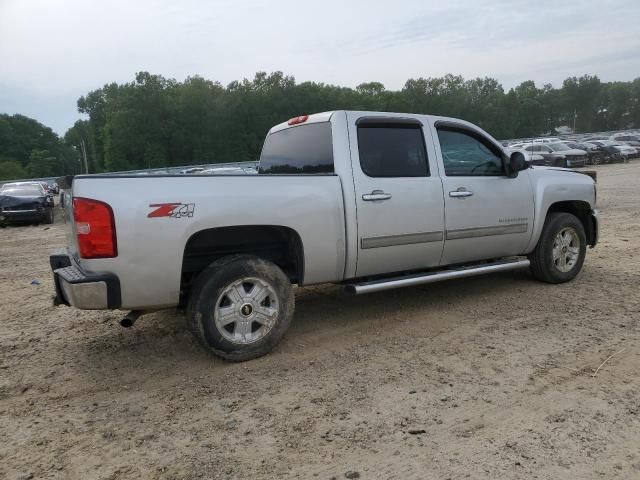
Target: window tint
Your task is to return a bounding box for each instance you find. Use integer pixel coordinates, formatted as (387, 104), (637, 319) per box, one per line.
(259, 122), (333, 174)
(437, 128), (505, 176)
(357, 125), (428, 177)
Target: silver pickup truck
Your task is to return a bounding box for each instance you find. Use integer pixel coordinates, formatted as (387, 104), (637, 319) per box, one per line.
(50, 111), (598, 361)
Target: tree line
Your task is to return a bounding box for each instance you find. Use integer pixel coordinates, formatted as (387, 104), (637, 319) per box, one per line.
(0, 114), (78, 180)
(2, 71), (639, 180)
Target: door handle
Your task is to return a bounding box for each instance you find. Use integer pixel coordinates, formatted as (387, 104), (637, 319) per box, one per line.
(362, 190), (392, 201)
(449, 188), (473, 198)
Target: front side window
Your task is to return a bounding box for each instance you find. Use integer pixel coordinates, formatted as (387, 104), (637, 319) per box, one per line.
(259, 122), (333, 174)
(437, 128), (505, 176)
(357, 124), (428, 177)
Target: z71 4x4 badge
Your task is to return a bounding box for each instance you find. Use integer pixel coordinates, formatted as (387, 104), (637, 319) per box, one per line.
(148, 203), (195, 218)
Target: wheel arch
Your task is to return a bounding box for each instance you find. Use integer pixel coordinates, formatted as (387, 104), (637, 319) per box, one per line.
(181, 225), (304, 303)
(541, 200), (596, 247)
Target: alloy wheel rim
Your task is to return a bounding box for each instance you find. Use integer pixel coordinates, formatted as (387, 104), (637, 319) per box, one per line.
(552, 227), (580, 273)
(214, 277), (279, 344)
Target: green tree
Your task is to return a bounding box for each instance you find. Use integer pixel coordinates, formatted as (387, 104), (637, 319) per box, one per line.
(0, 159), (28, 181)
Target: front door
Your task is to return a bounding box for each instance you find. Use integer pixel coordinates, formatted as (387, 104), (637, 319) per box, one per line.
(433, 123), (534, 265)
(348, 114), (445, 277)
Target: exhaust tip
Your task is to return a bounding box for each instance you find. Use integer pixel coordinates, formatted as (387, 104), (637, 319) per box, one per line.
(120, 317), (134, 328)
(120, 310), (143, 328)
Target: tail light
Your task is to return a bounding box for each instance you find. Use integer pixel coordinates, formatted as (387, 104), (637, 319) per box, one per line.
(288, 115), (308, 126)
(73, 197), (117, 258)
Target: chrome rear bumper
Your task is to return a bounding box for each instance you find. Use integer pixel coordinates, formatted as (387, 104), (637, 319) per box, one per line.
(50, 251), (121, 309)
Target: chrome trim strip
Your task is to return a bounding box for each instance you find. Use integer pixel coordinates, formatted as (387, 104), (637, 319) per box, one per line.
(346, 259), (531, 294)
(446, 223), (528, 240)
(361, 231), (444, 249)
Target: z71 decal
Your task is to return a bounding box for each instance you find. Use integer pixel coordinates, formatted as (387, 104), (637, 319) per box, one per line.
(148, 203), (195, 218)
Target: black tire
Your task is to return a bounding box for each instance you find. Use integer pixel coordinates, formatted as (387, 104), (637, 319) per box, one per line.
(529, 212), (586, 284)
(43, 208), (54, 225)
(187, 255), (294, 362)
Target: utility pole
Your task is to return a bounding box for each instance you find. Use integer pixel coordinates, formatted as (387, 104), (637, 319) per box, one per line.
(573, 109), (577, 133)
(80, 139), (89, 174)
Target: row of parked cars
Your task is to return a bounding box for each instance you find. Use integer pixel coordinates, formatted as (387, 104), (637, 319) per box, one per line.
(503, 131), (640, 168)
(0, 180), (59, 226)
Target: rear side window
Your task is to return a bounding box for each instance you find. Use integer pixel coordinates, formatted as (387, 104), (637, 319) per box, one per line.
(259, 122), (333, 174)
(357, 125), (428, 177)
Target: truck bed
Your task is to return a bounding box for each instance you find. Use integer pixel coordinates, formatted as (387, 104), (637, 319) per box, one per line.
(68, 174), (347, 309)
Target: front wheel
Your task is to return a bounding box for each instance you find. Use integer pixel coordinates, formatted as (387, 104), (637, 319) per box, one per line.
(43, 208), (54, 224)
(529, 212), (586, 283)
(187, 255), (294, 361)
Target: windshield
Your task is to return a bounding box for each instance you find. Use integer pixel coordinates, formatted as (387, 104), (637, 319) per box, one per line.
(0, 185), (43, 196)
(548, 143), (571, 152)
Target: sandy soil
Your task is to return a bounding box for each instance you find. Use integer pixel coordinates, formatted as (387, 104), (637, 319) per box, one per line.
(1, 162), (639, 480)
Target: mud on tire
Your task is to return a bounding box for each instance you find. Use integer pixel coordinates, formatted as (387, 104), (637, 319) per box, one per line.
(187, 255), (294, 362)
(529, 212), (586, 284)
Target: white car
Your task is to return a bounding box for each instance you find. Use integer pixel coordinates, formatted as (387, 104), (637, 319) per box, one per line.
(503, 148), (546, 166)
(532, 137), (561, 144)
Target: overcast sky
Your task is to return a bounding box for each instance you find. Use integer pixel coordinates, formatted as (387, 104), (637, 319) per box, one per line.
(1, 0), (639, 135)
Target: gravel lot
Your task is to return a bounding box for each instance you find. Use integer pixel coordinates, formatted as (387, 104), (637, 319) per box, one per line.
(1, 162), (639, 480)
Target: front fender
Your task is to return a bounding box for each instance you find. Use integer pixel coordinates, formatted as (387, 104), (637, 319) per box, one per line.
(525, 168), (596, 253)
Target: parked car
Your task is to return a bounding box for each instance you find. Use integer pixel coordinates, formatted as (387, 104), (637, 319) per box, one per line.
(586, 141), (636, 161)
(505, 148), (546, 166)
(564, 141), (609, 165)
(545, 142), (588, 168)
(0, 182), (54, 226)
(50, 110), (598, 361)
(609, 134), (640, 151)
(517, 144), (566, 166)
(198, 166), (258, 175)
(179, 167), (206, 174)
(46, 180), (60, 194)
(532, 137), (561, 144)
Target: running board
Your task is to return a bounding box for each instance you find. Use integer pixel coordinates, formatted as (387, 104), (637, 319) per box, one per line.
(345, 258), (531, 295)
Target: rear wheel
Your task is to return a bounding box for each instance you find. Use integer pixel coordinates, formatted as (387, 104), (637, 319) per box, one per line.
(529, 212), (586, 283)
(187, 255), (294, 362)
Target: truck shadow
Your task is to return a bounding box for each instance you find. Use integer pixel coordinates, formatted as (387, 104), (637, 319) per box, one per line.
(74, 269), (538, 384)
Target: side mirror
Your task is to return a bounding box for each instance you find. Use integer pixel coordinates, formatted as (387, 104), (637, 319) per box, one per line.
(508, 151), (529, 178)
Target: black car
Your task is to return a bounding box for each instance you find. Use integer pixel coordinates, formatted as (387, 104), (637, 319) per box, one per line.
(585, 141), (627, 163)
(0, 183), (54, 226)
(565, 141), (610, 165)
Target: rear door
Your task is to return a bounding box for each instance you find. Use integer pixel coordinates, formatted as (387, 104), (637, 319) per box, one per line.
(347, 114), (445, 277)
(432, 121), (534, 265)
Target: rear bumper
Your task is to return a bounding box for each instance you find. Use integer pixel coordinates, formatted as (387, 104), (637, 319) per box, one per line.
(50, 251), (121, 309)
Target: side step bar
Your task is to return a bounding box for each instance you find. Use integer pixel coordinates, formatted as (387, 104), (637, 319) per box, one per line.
(345, 258), (531, 295)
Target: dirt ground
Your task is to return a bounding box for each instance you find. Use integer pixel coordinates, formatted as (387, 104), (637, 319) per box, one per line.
(1, 163), (639, 480)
